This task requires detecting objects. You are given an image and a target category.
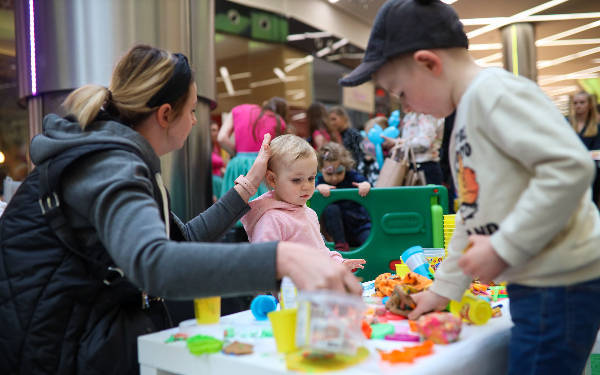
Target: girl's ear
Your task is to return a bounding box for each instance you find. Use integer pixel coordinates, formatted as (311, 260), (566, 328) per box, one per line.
(266, 170), (277, 189)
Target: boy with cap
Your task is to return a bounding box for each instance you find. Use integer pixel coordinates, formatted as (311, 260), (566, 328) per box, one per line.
(340, 0), (600, 374)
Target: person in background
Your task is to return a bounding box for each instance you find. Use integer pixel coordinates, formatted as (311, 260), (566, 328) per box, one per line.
(568, 91), (600, 207)
(316, 142), (372, 252)
(359, 116), (388, 185)
(218, 97), (287, 199)
(340, 1), (600, 374)
(0, 45), (360, 375)
(241, 134), (366, 271)
(306, 102), (339, 150)
(398, 98), (444, 185)
(328, 106), (365, 167)
(210, 122), (228, 201)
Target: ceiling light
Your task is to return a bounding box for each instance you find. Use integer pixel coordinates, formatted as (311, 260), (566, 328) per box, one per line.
(537, 46), (600, 69)
(328, 0), (340, 3)
(536, 38), (600, 47)
(441, 0), (458, 4)
(466, 0), (569, 39)
(284, 55), (314, 73)
(215, 72), (251, 82)
(273, 67), (287, 82)
(537, 20), (600, 44)
(316, 38), (349, 58)
(218, 66), (234, 96)
(0, 151), (4, 164)
(217, 89), (252, 99)
(539, 65), (600, 86)
(461, 12), (600, 26)
(287, 31), (332, 42)
(469, 43), (503, 51)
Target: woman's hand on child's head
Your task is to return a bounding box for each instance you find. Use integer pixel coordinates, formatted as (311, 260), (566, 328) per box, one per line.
(276, 242), (362, 296)
(458, 235), (509, 285)
(343, 258), (366, 270)
(352, 181), (371, 197)
(316, 184), (336, 197)
(407, 290), (450, 320)
(246, 133), (272, 188)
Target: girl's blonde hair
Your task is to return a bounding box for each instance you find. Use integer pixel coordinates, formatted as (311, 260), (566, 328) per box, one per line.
(318, 142), (355, 170)
(569, 91), (598, 138)
(328, 106), (350, 123)
(268, 134), (317, 172)
(63, 44), (193, 128)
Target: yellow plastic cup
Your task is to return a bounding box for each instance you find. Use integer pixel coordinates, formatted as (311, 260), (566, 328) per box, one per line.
(395, 263), (411, 278)
(449, 291), (492, 325)
(268, 308), (297, 353)
(194, 297), (221, 324)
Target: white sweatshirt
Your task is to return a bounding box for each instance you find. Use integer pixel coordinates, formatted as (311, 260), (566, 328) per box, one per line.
(431, 68), (600, 301)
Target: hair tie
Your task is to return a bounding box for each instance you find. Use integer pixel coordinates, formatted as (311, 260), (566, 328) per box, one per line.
(106, 88), (113, 102)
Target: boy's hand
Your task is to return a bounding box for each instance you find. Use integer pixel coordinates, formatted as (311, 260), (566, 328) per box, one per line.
(352, 181), (371, 197)
(407, 290), (450, 320)
(246, 133), (272, 188)
(458, 235), (509, 284)
(316, 184), (336, 197)
(343, 258), (366, 270)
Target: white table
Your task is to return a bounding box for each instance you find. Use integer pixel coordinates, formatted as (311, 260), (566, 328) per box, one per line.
(138, 303), (513, 375)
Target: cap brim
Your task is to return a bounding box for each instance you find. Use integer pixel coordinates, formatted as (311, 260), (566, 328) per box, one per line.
(338, 59), (386, 87)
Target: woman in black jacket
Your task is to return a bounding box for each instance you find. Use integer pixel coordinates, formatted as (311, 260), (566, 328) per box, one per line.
(0, 45), (360, 375)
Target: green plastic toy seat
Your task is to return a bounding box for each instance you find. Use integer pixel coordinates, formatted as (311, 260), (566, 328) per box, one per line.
(308, 186), (448, 281)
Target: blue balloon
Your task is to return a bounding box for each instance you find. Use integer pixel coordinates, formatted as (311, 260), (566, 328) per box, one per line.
(388, 110), (401, 128)
(367, 125), (385, 169)
(382, 126), (399, 139)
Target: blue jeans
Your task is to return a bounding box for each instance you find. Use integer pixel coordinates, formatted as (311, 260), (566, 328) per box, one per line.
(507, 278), (600, 375)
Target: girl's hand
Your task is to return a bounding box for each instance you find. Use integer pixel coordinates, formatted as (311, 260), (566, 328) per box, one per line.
(246, 134), (272, 188)
(343, 258), (366, 270)
(458, 235), (508, 284)
(407, 290), (450, 320)
(352, 181), (371, 197)
(277, 242), (362, 295)
(316, 184), (336, 197)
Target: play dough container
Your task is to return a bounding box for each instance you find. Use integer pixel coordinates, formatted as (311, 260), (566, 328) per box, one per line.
(295, 291), (366, 355)
(194, 297), (221, 324)
(268, 308), (298, 353)
(449, 291), (492, 325)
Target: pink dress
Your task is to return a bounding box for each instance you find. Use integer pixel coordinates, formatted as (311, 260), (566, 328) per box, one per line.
(241, 191), (344, 263)
(232, 104), (286, 152)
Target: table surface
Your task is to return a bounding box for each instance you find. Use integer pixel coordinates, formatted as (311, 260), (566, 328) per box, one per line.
(138, 301), (513, 375)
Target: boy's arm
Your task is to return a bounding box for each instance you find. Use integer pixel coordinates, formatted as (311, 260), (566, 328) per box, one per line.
(484, 88), (595, 266)
(429, 217), (472, 301)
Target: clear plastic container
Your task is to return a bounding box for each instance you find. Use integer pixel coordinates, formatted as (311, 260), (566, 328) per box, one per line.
(295, 291), (366, 355)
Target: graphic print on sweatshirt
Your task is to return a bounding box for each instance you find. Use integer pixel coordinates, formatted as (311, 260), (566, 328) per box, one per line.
(454, 127), (479, 221)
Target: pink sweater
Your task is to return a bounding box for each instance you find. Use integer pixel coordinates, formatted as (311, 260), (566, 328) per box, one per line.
(240, 191), (344, 263)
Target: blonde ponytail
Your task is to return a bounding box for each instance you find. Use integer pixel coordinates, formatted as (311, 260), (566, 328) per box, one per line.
(63, 85), (110, 128)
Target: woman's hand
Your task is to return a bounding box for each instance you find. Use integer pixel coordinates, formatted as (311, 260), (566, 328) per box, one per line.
(352, 181), (371, 197)
(276, 242), (362, 295)
(316, 184), (336, 197)
(246, 133), (272, 189)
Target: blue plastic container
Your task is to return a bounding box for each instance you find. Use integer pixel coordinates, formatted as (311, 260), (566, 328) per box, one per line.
(250, 295), (278, 321)
(401, 246), (433, 279)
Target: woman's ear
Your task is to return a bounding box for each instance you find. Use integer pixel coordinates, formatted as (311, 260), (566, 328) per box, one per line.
(413, 50), (442, 76)
(156, 103), (173, 129)
(266, 170), (277, 189)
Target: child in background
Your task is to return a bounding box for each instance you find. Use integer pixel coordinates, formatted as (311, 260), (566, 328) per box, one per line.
(339, 1), (600, 374)
(316, 142), (372, 252)
(241, 135), (366, 271)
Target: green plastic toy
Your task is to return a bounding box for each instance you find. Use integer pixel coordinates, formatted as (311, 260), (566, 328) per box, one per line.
(309, 186), (449, 281)
(187, 335), (223, 355)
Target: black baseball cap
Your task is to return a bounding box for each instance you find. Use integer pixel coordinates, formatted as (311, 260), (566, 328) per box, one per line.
(339, 0), (468, 87)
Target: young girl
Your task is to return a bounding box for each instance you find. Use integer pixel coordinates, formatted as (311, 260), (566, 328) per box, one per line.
(316, 142), (372, 252)
(328, 106), (364, 166)
(306, 102), (339, 149)
(241, 135), (365, 271)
